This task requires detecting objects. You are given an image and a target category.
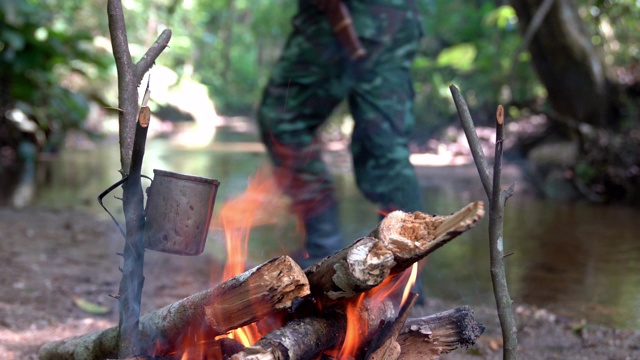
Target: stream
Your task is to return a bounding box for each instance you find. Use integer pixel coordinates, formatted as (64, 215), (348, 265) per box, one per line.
(2, 133), (639, 330)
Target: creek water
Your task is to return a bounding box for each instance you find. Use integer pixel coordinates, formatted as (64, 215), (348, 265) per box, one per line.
(2, 135), (639, 330)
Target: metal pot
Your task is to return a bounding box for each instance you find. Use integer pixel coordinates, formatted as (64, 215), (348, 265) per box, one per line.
(143, 169), (220, 256)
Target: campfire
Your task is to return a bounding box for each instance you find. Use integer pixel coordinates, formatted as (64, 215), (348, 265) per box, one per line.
(39, 168), (485, 360)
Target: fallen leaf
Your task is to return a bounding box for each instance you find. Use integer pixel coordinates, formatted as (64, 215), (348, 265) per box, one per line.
(72, 295), (111, 315)
(488, 337), (504, 352)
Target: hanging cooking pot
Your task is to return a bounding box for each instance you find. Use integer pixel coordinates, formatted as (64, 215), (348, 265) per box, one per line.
(143, 169), (220, 256)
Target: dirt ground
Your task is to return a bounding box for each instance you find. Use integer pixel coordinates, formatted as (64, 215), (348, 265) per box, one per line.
(1, 206), (639, 359)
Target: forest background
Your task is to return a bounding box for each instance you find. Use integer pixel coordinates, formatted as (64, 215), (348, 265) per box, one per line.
(1, 0), (639, 204)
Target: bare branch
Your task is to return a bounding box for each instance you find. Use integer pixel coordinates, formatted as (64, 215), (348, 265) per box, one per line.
(449, 84), (493, 198)
(517, 0), (556, 57)
(450, 87), (519, 360)
(106, 1), (171, 357)
(107, 0), (134, 71)
(489, 108), (518, 360)
(135, 29), (172, 85)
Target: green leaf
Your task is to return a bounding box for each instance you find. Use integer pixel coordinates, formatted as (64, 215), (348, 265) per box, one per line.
(436, 43), (477, 72)
(484, 5), (517, 29)
(72, 295), (111, 315)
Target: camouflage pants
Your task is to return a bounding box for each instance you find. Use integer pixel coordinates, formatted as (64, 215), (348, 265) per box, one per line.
(258, 0), (423, 219)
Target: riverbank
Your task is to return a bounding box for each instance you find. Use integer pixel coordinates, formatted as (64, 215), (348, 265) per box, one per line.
(1, 207), (638, 359)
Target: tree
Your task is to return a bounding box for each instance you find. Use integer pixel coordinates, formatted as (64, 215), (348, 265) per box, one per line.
(509, 0), (614, 127)
(510, 0), (640, 204)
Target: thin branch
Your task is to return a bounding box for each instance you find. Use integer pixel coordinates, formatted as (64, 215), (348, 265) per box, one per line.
(108, 0), (171, 174)
(508, 0), (556, 91)
(449, 84), (493, 198)
(489, 106), (518, 359)
(108, 0), (137, 175)
(516, 0), (556, 57)
(450, 88), (518, 359)
(135, 29), (172, 85)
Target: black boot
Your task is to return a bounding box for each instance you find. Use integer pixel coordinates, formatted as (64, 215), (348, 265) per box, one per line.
(297, 203), (343, 269)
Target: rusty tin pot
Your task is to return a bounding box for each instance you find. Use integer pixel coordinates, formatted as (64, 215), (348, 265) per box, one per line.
(144, 169), (220, 256)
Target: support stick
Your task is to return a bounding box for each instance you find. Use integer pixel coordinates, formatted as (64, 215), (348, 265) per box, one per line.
(450, 85), (517, 359)
(107, 1), (171, 356)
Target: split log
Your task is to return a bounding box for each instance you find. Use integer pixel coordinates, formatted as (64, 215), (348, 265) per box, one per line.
(305, 202), (484, 307)
(364, 293), (418, 360)
(39, 256), (309, 360)
(231, 302), (484, 360)
(398, 306), (485, 360)
(230, 296), (396, 360)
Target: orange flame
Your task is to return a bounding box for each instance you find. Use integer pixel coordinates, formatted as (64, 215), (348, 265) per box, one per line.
(335, 263), (420, 358)
(219, 166), (286, 281)
(402, 262), (419, 305)
(214, 165), (288, 346)
(368, 263), (419, 306)
(337, 293), (368, 359)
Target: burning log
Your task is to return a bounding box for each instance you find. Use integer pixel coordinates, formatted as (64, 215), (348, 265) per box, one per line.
(397, 306), (485, 360)
(39, 256), (309, 360)
(230, 301), (484, 360)
(305, 201), (484, 308)
(364, 293), (419, 360)
(230, 296), (396, 360)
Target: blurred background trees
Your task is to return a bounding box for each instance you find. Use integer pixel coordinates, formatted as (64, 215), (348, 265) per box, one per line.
(1, 0), (638, 203)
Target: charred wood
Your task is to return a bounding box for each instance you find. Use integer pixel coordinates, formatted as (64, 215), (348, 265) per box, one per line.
(397, 306), (485, 360)
(231, 297), (396, 360)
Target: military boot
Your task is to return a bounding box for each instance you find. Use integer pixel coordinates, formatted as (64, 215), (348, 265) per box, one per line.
(297, 203), (343, 269)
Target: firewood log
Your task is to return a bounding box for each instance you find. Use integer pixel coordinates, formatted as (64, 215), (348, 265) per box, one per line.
(305, 202), (485, 308)
(230, 303), (484, 360)
(230, 297), (396, 360)
(397, 306), (485, 360)
(39, 256), (309, 360)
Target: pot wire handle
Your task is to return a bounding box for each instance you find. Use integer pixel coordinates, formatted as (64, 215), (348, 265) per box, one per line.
(97, 175), (153, 239)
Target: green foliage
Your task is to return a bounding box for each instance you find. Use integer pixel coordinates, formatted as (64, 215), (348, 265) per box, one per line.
(2, 0), (639, 149)
(190, 0), (294, 115)
(435, 43), (477, 72)
(581, 0), (640, 68)
(412, 0), (541, 138)
(0, 0), (109, 151)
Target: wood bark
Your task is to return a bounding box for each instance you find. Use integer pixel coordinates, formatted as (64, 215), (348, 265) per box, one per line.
(510, 0), (613, 127)
(304, 202), (485, 308)
(39, 256), (309, 360)
(117, 103), (150, 356)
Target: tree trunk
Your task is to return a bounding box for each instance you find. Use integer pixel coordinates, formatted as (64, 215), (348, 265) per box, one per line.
(510, 0), (613, 127)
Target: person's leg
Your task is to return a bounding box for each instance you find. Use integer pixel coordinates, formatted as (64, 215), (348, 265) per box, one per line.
(257, 9), (351, 267)
(347, 62), (422, 212)
(347, 8), (426, 300)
